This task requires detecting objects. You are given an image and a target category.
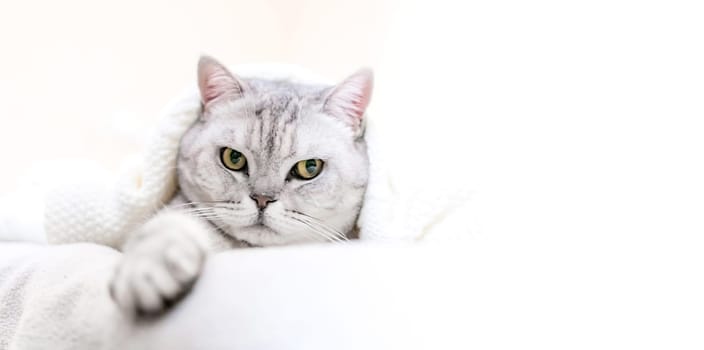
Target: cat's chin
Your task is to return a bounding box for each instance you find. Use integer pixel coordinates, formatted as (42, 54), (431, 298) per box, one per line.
(226, 224), (300, 247)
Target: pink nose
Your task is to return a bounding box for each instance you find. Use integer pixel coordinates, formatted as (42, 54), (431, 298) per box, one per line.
(250, 194), (276, 209)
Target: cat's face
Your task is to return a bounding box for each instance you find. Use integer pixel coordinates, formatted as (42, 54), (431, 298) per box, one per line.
(177, 57), (372, 246)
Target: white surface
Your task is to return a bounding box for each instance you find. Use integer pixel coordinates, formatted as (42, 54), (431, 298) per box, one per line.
(1, 240), (702, 349)
(0, 243), (126, 350)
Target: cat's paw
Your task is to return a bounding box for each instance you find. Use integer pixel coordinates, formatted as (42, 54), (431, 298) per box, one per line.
(109, 213), (210, 317)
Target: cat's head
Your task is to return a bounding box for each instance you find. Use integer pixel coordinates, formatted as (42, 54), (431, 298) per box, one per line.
(177, 56), (372, 246)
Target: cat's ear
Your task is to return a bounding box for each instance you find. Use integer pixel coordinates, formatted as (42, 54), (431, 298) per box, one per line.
(197, 56), (247, 108)
(323, 68), (374, 132)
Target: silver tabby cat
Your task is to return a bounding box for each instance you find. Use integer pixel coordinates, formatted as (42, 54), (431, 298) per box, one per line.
(110, 56), (373, 316)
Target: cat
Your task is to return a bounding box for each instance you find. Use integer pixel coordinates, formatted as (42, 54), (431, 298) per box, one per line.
(109, 56), (373, 316)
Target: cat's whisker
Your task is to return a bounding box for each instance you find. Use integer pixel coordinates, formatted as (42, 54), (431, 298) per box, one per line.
(285, 213), (345, 243)
(293, 218), (339, 243)
(281, 213), (334, 242)
(290, 211), (349, 242)
(180, 205), (255, 222)
(170, 200), (238, 209)
(298, 221), (344, 243)
(180, 208), (229, 214)
(266, 215), (328, 243)
(188, 213), (251, 221)
(174, 203), (349, 244)
(176, 205), (244, 217)
(304, 221), (346, 243)
(189, 214), (225, 220)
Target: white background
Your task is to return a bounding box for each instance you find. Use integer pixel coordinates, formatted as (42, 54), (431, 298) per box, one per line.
(0, 0), (703, 345)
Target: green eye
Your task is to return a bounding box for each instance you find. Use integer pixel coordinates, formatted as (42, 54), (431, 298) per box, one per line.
(221, 147), (247, 171)
(292, 159), (324, 180)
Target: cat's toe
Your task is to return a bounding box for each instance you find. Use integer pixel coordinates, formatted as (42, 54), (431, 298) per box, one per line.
(164, 240), (204, 284)
(110, 255), (198, 317)
(109, 265), (137, 315)
(109, 211), (210, 318)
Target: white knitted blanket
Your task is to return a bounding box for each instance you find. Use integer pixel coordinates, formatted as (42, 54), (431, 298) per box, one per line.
(0, 64), (471, 247)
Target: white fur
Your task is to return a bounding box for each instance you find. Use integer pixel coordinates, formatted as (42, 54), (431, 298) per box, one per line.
(177, 97), (367, 247)
(323, 68), (373, 132)
(109, 211), (213, 315)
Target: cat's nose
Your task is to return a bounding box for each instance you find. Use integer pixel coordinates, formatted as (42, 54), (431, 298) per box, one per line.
(250, 193), (277, 210)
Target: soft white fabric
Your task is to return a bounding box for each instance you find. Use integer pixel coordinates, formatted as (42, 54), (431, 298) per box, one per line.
(2, 240), (701, 349)
(0, 243), (129, 350)
(0, 64), (471, 247)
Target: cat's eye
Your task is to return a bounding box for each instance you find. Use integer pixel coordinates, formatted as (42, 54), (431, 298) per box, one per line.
(221, 147), (247, 171)
(291, 159), (324, 180)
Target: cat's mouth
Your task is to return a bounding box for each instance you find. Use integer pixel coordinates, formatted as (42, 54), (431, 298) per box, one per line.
(244, 213), (279, 235)
(256, 211), (281, 232)
(258, 222), (282, 236)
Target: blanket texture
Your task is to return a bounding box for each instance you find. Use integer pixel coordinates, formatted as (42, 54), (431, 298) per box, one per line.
(0, 243), (130, 350)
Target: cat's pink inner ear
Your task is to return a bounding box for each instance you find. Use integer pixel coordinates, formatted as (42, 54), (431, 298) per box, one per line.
(198, 56), (244, 106)
(324, 68), (374, 128)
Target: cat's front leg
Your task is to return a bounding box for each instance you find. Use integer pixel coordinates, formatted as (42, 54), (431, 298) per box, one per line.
(109, 210), (213, 317)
